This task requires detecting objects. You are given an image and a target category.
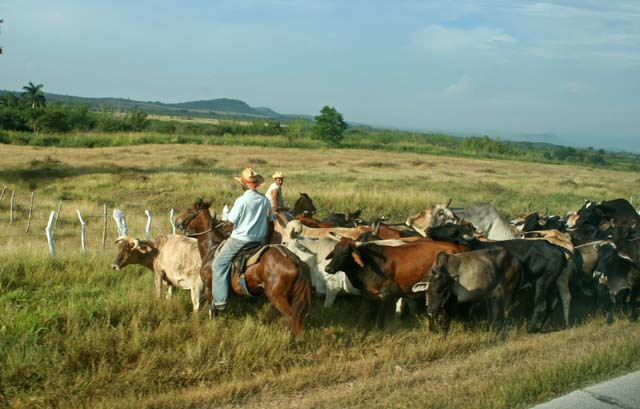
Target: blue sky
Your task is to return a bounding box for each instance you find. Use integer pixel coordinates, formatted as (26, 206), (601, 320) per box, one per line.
(1, 1), (639, 151)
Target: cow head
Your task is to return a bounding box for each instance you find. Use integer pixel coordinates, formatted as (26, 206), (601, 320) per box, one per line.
(293, 193), (316, 217)
(429, 199), (457, 228)
(406, 209), (432, 230)
(426, 223), (474, 245)
(426, 252), (454, 319)
(593, 242), (639, 323)
(324, 237), (364, 274)
(111, 235), (154, 270)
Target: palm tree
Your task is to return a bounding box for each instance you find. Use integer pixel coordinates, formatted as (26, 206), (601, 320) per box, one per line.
(22, 81), (46, 109)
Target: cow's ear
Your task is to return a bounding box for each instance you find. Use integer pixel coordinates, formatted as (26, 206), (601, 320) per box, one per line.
(351, 250), (365, 267)
(137, 244), (152, 254)
(435, 251), (449, 269)
(325, 250), (334, 260)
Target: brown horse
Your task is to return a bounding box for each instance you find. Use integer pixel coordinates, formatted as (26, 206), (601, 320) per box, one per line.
(175, 199), (312, 336)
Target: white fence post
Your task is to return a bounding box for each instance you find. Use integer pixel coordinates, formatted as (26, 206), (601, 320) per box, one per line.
(25, 191), (35, 233)
(169, 208), (176, 234)
(77, 209), (86, 255)
(45, 210), (56, 257)
(113, 209), (127, 237)
(144, 210), (152, 240)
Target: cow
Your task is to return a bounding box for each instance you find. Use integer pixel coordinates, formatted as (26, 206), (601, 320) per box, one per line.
(593, 241), (640, 323)
(410, 200), (517, 241)
(324, 237), (467, 327)
(426, 223), (573, 332)
(284, 236), (362, 307)
(521, 212), (566, 233)
(576, 198), (640, 230)
(111, 235), (205, 311)
(412, 247), (521, 333)
(281, 220), (371, 245)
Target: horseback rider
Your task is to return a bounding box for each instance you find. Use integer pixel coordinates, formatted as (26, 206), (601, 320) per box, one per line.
(211, 167), (274, 315)
(265, 171), (291, 217)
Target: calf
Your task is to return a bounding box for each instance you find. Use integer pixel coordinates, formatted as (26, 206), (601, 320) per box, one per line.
(593, 241), (640, 323)
(111, 235), (205, 311)
(412, 248), (521, 333)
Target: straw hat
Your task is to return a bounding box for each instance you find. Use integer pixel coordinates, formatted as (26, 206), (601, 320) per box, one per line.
(233, 167), (265, 189)
(272, 171), (285, 179)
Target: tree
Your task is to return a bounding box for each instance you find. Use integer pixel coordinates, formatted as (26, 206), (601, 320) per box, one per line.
(312, 106), (347, 146)
(22, 81), (46, 110)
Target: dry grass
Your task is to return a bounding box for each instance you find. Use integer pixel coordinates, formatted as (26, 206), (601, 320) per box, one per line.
(1, 143), (639, 408)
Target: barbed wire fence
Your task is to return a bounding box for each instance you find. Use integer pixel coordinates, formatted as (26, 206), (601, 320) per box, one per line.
(0, 185), (183, 257)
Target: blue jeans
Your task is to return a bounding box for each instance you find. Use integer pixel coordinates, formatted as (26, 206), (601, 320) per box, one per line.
(211, 237), (253, 308)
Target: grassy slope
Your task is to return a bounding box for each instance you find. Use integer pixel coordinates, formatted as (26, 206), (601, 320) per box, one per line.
(0, 143), (639, 408)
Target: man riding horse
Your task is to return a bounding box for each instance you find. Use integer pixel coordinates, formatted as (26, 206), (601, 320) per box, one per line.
(211, 167), (274, 315)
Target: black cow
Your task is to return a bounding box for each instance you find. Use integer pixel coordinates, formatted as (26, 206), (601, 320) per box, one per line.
(427, 223), (573, 332)
(593, 241), (640, 323)
(523, 212), (566, 233)
(577, 198), (640, 229)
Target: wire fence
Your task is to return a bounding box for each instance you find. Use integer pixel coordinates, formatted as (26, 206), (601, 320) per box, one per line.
(0, 185), (190, 256)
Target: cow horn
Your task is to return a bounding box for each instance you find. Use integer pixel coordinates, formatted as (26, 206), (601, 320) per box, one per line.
(131, 237), (140, 250)
(544, 207), (549, 216)
(610, 218), (616, 228)
(114, 235), (128, 244)
(373, 220), (381, 236)
(446, 198), (452, 208)
(527, 203), (532, 212)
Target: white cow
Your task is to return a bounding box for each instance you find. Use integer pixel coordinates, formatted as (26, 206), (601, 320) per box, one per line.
(111, 235), (205, 312)
(285, 236), (360, 308)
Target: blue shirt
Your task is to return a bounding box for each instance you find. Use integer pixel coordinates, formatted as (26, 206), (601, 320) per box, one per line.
(228, 189), (274, 242)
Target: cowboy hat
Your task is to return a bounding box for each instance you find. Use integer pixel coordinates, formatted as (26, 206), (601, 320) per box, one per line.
(272, 171), (285, 179)
(233, 167), (265, 188)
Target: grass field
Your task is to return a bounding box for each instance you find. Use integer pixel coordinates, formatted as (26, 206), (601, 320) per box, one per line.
(1, 142), (639, 408)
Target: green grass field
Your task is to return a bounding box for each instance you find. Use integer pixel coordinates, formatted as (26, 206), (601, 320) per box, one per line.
(1, 142), (639, 408)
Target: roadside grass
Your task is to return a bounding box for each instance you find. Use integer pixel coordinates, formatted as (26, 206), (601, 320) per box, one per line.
(0, 143), (639, 407)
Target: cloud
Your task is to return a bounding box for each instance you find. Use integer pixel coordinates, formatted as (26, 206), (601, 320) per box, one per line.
(443, 75), (473, 97)
(411, 25), (516, 52)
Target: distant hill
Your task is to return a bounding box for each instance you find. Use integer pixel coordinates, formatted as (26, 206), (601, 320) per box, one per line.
(0, 90), (303, 122)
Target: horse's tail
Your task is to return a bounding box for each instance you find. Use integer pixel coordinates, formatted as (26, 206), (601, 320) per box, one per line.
(280, 246), (312, 336)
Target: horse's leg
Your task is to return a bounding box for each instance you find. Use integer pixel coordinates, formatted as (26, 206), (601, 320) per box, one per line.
(263, 286), (295, 332)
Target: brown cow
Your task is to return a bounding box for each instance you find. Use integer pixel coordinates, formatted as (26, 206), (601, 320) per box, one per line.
(324, 237), (467, 327)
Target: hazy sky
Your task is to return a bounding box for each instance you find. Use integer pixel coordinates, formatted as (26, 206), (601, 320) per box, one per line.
(1, 1), (639, 151)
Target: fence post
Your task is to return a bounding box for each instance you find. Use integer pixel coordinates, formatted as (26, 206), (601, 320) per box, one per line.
(45, 210), (56, 257)
(169, 208), (176, 234)
(102, 204), (108, 249)
(9, 190), (15, 225)
(53, 201), (62, 233)
(25, 191), (35, 233)
(0, 186), (6, 221)
(144, 210), (152, 240)
(77, 209), (86, 255)
(113, 209), (127, 237)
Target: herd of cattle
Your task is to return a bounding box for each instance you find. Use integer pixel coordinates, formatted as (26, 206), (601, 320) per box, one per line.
(111, 196), (640, 335)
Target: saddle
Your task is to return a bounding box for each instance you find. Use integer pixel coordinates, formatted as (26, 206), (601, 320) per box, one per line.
(214, 242), (284, 296)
